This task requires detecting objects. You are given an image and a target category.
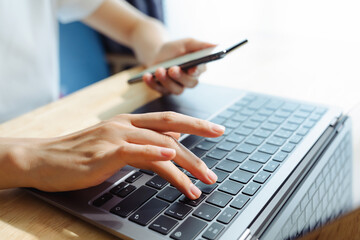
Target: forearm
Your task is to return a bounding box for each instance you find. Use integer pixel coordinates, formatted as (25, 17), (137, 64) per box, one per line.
(83, 0), (168, 65)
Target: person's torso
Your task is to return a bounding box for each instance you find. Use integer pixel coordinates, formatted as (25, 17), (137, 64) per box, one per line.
(0, 0), (59, 123)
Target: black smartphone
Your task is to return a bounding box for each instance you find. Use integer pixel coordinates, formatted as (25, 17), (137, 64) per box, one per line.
(127, 39), (248, 84)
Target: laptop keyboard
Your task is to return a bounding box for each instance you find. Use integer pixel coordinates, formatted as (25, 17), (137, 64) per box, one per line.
(91, 94), (327, 240)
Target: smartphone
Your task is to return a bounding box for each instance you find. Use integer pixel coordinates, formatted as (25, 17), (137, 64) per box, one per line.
(127, 39), (248, 84)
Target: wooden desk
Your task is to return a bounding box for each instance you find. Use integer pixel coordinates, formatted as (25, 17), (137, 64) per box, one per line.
(0, 67), (359, 239)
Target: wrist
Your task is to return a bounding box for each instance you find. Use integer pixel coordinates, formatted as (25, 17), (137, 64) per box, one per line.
(0, 138), (37, 189)
(132, 18), (168, 65)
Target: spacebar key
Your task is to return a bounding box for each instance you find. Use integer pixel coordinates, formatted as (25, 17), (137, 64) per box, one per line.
(110, 186), (157, 217)
(170, 216), (207, 240)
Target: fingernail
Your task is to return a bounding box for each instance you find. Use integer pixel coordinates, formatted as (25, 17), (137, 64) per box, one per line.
(172, 66), (181, 78)
(211, 123), (225, 134)
(190, 183), (202, 198)
(160, 148), (176, 158)
(207, 169), (218, 183)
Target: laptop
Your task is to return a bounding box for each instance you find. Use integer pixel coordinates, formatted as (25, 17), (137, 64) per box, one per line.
(28, 83), (353, 240)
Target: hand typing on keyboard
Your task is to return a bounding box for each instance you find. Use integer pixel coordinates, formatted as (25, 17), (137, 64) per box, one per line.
(0, 112), (222, 199)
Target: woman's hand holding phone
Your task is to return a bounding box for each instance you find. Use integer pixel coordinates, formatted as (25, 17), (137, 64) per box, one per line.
(141, 38), (216, 95)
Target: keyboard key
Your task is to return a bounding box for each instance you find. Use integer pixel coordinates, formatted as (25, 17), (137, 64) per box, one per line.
(181, 135), (202, 148)
(230, 170), (253, 184)
(267, 136), (286, 146)
(226, 133), (245, 143)
(261, 122), (279, 131)
(183, 170), (195, 179)
(282, 143), (296, 153)
(202, 222), (225, 240)
(274, 129), (293, 139)
(140, 169), (155, 175)
(180, 194), (206, 207)
(206, 191), (233, 208)
(303, 119), (316, 128)
(157, 187), (182, 202)
(243, 182), (261, 196)
(247, 98), (268, 110)
(219, 180), (244, 195)
(212, 169), (229, 183)
(288, 116), (305, 125)
(92, 193), (113, 207)
(223, 128), (233, 136)
(227, 104), (242, 112)
(249, 152), (271, 164)
(207, 149), (228, 160)
(216, 160), (239, 173)
(253, 129), (272, 138)
(282, 122), (299, 131)
(289, 135), (302, 144)
(217, 141), (237, 151)
(116, 184), (136, 198)
(264, 161), (280, 172)
(191, 148), (207, 158)
(170, 216), (207, 240)
(210, 116), (226, 125)
(202, 157), (218, 169)
(294, 110), (310, 118)
(281, 102), (299, 112)
(250, 114), (267, 123)
(223, 119), (241, 129)
(253, 171), (271, 184)
(245, 136), (264, 146)
(268, 116), (286, 124)
(150, 215), (178, 235)
(195, 182), (218, 194)
(125, 171), (143, 183)
(146, 175), (168, 190)
(232, 113), (248, 122)
(217, 207), (238, 224)
(110, 186), (157, 217)
(264, 99), (284, 110)
(129, 198), (169, 226)
(240, 160), (262, 173)
(236, 143), (256, 154)
(230, 194), (250, 209)
(193, 203), (221, 221)
(110, 182), (128, 195)
(273, 151), (288, 162)
(243, 120), (260, 129)
(196, 140), (216, 151)
(205, 136), (224, 143)
(258, 108), (274, 116)
(240, 108), (256, 116)
(235, 126), (253, 136)
(218, 110), (234, 119)
(259, 144), (279, 155)
(226, 151), (248, 163)
(297, 127), (309, 136)
(165, 202), (192, 220)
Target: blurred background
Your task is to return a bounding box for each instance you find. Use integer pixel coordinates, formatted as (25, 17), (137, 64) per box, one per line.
(59, 0), (360, 204)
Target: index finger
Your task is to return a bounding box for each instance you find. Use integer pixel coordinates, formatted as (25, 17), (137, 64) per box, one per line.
(130, 112), (225, 137)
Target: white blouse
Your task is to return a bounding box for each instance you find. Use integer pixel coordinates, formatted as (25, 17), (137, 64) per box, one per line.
(0, 0), (104, 123)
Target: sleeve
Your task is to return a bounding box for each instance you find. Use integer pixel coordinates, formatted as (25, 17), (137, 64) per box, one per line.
(55, 0), (105, 23)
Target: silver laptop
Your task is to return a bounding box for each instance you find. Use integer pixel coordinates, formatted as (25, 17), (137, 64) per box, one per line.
(28, 83), (353, 240)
